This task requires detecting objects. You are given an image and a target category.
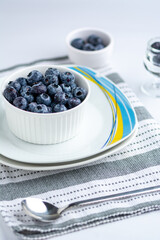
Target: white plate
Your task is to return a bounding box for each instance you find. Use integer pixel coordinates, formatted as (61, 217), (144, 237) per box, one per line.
(0, 128), (137, 170)
(0, 66), (138, 164)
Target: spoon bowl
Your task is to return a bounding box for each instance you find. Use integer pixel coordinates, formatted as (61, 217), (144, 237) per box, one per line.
(21, 198), (61, 222)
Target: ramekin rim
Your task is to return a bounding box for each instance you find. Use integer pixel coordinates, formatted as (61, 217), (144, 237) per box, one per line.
(1, 64), (90, 116)
(66, 27), (114, 55)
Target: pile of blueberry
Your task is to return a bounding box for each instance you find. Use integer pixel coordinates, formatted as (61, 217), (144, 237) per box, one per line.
(3, 68), (87, 113)
(71, 34), (106, 51)
(151, 41), (160, 65)
(151, 41), (160, 50)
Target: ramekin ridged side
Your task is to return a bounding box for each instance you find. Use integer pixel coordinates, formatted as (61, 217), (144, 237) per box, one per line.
(3, 99), (86, 144)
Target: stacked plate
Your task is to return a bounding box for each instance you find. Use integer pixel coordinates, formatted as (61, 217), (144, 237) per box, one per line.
(0, 66), (138, 170)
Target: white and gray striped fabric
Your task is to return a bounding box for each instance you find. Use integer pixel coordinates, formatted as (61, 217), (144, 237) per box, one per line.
(1, 58), (160, 240)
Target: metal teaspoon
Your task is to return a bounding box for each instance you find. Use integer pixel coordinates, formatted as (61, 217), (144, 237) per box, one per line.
(21, 184), (160, 222)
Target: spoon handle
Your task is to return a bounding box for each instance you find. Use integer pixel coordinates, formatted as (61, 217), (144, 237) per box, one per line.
(68, 185), (160, 208)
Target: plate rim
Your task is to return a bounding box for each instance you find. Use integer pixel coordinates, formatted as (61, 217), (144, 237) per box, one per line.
(0, 127), (137, 170)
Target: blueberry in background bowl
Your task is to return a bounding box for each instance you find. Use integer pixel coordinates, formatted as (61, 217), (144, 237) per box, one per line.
(71, 38), (85, 50)
(87, 34), (103, 46)
(1, 65), (90, 144)
(71, 34), (106, 51)
(151, 41), (160, 50)
(66, 28), (114, 68)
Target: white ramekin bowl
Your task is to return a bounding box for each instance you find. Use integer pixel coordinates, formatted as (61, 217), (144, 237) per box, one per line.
(1, 65), (90, 144)
(66, 28), (114, 69)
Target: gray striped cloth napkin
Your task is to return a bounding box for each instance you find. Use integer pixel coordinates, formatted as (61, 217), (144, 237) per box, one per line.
(1, 58), (160, 240)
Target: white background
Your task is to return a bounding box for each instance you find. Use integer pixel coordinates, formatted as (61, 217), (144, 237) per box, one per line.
(0, 0), (160, 239)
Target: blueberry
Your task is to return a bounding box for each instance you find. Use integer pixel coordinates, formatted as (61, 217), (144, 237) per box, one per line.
(47, 84), (62, 96)
(60, 72), (75, 85)
(153, 54), (160, 65)
(61, 83), (71, 93)
(87, 34), (103, 46)
(51, 102), (56, 111)
(68, 97), (81, 109)
(3, 86), (17, 103)
(43, 74), (59, 86)
(20, 85), (32, 96)
(28, 102), (37, 112)
(8, 81), (21, 91)
(31, 82), (47, 95)
(16, 77), (27, 87)
(151, 42), (160, 50)
(71, 38), (85, 50)
(65, 91), (73, 99)
(22, 93), (34, 103)
(53, 104), (67, 112)
(83, 43), (95, 51)
(36, 93), (51, 106)
(73, 87), (87, 101)
(54, 92), (68, 105)
(27, 70), (44, 85)
(70, 82), (77, 92)
(13, 97), (28, 110)
(33, 104), (49, 113)
(47, 106), (52, 113)
(45, 68), (60, 77)
(95, 44), (105, 50)
(20, 86), (34, 102)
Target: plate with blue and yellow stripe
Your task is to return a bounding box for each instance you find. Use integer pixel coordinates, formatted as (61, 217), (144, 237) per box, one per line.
(0, 66), (138, 166)
(70, 66), (138, 150)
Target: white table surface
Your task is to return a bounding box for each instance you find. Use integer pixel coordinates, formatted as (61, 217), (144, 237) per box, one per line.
(1, 0), (160, 239)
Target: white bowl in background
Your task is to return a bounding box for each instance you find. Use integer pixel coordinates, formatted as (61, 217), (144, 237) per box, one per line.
(66, 28), (114, 69)
(1, 65), (90, 145)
